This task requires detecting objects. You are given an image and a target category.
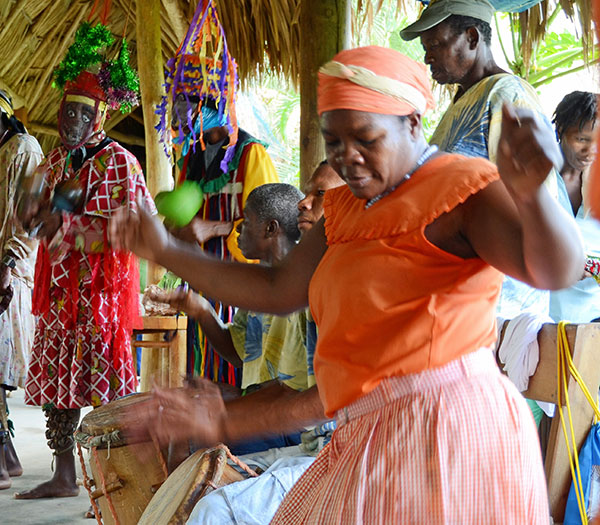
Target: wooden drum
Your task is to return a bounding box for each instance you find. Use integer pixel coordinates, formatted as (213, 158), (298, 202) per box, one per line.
(138, 446), (247, 525)
(75, 393), (169, 525)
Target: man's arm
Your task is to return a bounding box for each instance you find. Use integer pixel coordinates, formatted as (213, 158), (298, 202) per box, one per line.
(147, 287), (242, 367)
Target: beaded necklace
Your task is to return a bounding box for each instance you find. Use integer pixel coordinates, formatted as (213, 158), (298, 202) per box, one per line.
(364, 144), (438, 209)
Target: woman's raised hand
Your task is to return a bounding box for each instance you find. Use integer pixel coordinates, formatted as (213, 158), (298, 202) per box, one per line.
(497, 102), (563, 201)
(109, 194), (169, 262)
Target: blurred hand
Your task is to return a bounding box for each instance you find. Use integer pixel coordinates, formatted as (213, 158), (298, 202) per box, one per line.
(147, 287), (210, 319)
(121, 382), (227, 448)
(28, 205), (63, 240)
(16, 195), (42, 232)
(170, 217), (232, 244)
(109, 195), (170, 262)
(497, 102), (563, 201)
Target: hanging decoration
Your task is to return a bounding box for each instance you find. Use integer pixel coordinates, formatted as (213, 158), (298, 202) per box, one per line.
(155, 0), (239, 170)
(53, 21), (140, 114)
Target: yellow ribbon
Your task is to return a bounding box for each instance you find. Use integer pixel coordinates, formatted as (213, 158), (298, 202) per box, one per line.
(556, 321), (600, 525)
(0, 97), (14, 118)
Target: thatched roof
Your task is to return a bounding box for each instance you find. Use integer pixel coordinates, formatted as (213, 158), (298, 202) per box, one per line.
(0, 0), (594, 156)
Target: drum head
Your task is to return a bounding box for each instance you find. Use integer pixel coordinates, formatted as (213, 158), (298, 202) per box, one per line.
(79, 393), (152, 446)
(138, 447), (245, 525)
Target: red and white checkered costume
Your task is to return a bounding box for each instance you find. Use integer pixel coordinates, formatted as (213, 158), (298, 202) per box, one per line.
(24, 140), (155, 409)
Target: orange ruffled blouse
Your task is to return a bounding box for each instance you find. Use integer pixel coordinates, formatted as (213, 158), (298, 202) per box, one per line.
(309, 154), (505, 416)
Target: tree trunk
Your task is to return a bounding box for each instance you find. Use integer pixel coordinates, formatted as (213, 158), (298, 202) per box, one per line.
(299, 0), (350, 188)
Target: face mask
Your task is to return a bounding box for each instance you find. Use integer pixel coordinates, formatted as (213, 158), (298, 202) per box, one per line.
(58, 96), (105, 151)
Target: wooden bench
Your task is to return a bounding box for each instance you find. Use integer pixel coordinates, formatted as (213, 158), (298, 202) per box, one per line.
(132, 315), (188, 391)
(499, 323), (600, 522)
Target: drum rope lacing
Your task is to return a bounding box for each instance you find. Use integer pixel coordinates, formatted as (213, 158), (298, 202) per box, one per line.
(216, 443), (259, 478)
(92, 445), (122, 524)
(76, 440), (106, 525)
(75, 429), (123, 455)
(76, 429), (170, 525)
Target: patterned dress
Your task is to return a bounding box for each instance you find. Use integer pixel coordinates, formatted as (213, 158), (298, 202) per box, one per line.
(24, 139), (155, 409)
(0, 133), (43, 388)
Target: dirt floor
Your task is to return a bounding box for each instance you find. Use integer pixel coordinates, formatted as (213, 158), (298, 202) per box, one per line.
(0, 389), (92, 525)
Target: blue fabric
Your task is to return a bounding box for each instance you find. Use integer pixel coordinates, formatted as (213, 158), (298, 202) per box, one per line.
(173, 106), (227, 158)
(200, 106), (227, 130)
(229, 431), (302, 456)
(564, 423), (600, 524)
(306, 316), (317, 379)
(243, 314), (265, 363)
(491, 0), (542, 12)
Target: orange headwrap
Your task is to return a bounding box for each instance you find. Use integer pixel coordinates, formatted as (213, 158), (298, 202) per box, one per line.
(317, 46), (435, 117)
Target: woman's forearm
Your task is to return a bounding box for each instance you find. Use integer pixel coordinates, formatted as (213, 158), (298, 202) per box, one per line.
(513, 186), (584, 290)
(156, 220), (327, 314)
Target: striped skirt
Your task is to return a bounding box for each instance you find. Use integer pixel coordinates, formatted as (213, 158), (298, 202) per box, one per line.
(271, 348), (549, 524)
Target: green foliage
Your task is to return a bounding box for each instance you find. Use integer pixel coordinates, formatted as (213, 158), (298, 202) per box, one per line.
(105, 40), (141, 113)
(53, 22), (114, 90)
(238, 83), (301, 186)
(495, 10), (599, 89)
(109, 40), (140, 95)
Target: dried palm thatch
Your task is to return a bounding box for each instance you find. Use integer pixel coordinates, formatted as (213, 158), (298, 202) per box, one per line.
(516, 0), (595, 77)
(0, 0), (594, 154)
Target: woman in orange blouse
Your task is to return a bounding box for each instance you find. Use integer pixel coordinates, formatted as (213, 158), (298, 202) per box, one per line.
(111, 47), (582, 523)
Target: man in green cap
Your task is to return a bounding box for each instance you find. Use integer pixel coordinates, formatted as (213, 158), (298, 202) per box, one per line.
(401, 0), (560, 321)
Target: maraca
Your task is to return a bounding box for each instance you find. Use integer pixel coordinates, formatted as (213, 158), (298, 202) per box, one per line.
(155, 181), (204, 227)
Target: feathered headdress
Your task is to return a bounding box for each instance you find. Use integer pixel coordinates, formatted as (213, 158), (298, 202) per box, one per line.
(53, 22), (140, 113)
(155, 0), (239, 171)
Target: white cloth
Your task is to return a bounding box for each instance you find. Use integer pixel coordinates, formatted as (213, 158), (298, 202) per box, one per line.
(497, 313), (555, 417)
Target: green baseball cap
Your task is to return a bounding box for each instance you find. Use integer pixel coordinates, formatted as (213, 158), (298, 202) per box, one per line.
(400, 0), (496, 41)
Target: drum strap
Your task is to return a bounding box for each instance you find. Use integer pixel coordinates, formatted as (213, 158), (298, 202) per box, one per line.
(44, 405), (80, 456)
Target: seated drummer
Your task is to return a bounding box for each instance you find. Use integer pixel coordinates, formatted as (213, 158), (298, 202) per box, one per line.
(151, 181), (319, 457)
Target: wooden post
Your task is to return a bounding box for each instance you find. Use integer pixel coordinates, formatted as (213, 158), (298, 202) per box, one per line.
(542, 324), (600, 522)
(136, 0), (172, 197)
(299, 0), (350, 188)
(136, 0), (172, 286)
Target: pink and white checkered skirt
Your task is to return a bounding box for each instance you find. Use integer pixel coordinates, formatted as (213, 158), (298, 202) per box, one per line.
(271, 348), (549, 524)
